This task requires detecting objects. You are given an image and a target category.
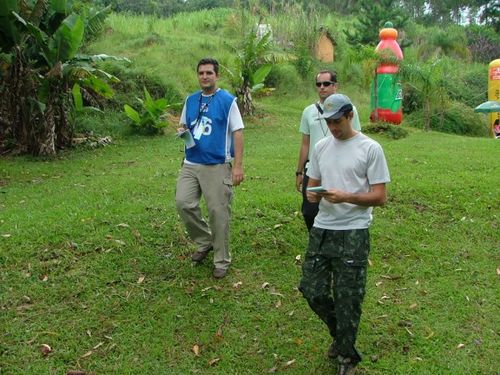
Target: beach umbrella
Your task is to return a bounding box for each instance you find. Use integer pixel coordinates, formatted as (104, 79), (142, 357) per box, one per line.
(474, 100), (500, 113)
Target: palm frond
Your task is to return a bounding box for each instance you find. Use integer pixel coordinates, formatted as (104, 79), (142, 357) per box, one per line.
(29, 0), (49, 27)
(84, 5), (112, 39)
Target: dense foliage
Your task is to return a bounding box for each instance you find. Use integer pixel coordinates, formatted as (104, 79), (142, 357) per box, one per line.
(0, 0), (128, 155)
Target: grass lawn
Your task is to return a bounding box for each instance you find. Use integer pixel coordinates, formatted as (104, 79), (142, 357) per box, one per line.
(0, 96), (498, 374)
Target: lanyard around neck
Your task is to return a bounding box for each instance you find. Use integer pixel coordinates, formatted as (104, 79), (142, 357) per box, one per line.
(196, 92), (216, 126)
(315, 102), (328, 137)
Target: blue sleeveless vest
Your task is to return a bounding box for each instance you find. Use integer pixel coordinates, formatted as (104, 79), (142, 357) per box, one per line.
(185, 89), (236, 164)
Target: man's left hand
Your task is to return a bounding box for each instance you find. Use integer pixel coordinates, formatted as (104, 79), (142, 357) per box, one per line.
(322, 189), (348, 203)
(232, 166), (244, 186)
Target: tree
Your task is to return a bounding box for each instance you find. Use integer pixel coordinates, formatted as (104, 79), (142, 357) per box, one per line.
(400, 59), (451, 131)
(0, 0), (128, 155)
(344, 0), (410, 46)
(416, 26), (471, 61)
(225, 30), (293, 116)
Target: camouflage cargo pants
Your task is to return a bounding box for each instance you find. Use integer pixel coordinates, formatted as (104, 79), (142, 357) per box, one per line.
(299, 227), (370, 364)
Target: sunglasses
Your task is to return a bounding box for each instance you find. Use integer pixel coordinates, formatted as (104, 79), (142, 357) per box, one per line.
(316, 81), (335, 87)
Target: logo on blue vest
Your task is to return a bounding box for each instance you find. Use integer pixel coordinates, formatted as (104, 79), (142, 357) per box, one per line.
(192, 116), (212, 140)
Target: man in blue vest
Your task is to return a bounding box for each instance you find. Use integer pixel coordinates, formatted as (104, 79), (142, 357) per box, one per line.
(175, 57), (244, 279)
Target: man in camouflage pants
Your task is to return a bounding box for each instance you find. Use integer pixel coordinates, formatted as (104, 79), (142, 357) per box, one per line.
(299, 94), (390, 375)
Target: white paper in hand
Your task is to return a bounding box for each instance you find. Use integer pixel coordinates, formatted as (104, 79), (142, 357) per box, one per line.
(176, 129), (195, 149)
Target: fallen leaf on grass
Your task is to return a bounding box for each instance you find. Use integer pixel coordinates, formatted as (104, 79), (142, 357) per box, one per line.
(368, 258), (373, 266)
(80, 351), (93, 359)
(137, 275), (145, 284)
(233, 281), (243, 289)
(381, 275), (401, 280)
(67, 370), (87, 375)
(275, 299), (282, 308)
(92, 342), (104, 350)
(208, 358), (221, 366)
(116, 223), (130, 228)
(409, 303), (418, 309)
(268, 366), (278, 373)
(497, 268), (500, 276)
(424, 327), (435, 339)
(457, 343), (465, 349)
(261, 282), (270, 289)
(40, 344), (52, 357)
(273, 224), (282, 229)
(16, 304), (33, 311)
(132, 229), (143, 243)
(270, 292), (284, 298)
(2, 234), (12, 238)
(398, 320), (413, 327)
(40, 275), (48, 282)
(114, 240), (126, 246)
(68, 241), (78, 249)
(284, 359), (296, 368)
(371, 355), (379, 362)
(192, 344), (200, 356)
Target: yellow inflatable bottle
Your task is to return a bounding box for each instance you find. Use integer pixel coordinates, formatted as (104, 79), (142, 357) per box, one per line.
(489, 59), (500, 138)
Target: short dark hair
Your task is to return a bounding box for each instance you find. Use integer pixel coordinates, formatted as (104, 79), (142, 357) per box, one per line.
(197, 57), (219, 74)
(316, 70), (337, 83)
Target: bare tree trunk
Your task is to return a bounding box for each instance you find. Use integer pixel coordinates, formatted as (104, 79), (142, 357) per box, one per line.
(36, 104), (56, 156)
(424, 99), (431, 131)
(237, 83), (254, 116)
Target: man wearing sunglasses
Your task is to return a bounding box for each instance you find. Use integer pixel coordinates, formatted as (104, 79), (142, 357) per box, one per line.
(295, 70), (361, 231)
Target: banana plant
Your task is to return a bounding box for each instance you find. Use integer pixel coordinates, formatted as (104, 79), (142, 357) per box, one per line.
(124, 87), (179, 135)
(0, 0), (125, 156)
(225, 30), (294, 116)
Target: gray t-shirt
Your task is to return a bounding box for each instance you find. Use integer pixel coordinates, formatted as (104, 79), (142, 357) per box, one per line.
(307, 132), (390, 230)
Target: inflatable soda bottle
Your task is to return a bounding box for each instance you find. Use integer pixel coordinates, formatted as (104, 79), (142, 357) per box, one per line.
(488, 59), (500, 138)
(370, 21), (403, 124)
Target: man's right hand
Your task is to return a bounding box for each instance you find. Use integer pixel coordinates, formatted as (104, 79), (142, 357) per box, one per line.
(295, 174), (303, 193)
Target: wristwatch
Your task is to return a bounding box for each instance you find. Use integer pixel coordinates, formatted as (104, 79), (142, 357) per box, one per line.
(295, 171), (303, 176)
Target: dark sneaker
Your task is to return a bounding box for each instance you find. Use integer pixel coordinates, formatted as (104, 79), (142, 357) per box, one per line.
(191, 247), (212, 262)
(337, 361), (356, 375)
(327, 341), (339, 359)
(212, 268), (228, 279)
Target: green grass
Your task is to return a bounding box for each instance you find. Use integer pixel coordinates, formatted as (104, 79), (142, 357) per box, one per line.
(1, 94), (499, 374)
(1, 8), (498, 375)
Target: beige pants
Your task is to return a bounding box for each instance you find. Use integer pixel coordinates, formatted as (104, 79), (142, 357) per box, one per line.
(175, 163), (233, 270)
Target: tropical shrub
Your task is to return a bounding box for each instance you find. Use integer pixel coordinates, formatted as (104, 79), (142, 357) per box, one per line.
(465, 25), (500, 64)
(363, 121), (409, 139)
(225, 29), (293, 116)
(264, 63), (303, 96)
(0, 0), (127, 155)
(404, 101), (489, 137)
(124, 87), (178, 135)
